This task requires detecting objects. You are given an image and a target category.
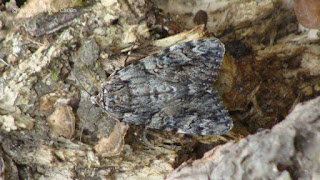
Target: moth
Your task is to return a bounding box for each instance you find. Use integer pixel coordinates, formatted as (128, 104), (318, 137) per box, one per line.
(97, 38), (233, 135)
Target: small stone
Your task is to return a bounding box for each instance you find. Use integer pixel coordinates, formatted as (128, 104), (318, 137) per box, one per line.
(101, 0), (119, 7)
(38, 89), (80, 116)
(47, 105), (75, 138)
(7, 54), (18, 64)
(294, 0), (320, 29)
(300, 84), (313, 96)
(75, 38), (100, 67)
(12, 113), (34, 130)
(39, 95), (56, 116)
(0, 115), (17, 132)
(193, 10), (208, 26)
(94, 121), (128, 157)
(301, 53), (320, 76)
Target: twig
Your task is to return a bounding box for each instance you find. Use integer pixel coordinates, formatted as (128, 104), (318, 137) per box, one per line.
(0, 58), (11, 66)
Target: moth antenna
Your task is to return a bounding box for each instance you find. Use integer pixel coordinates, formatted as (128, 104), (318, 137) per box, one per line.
(79, 104), (95, 142)
(124, 40), (138, 66)
(67, 60), (95, 97)
(206, 2), (211, 11)
(67, 61), (120, 120)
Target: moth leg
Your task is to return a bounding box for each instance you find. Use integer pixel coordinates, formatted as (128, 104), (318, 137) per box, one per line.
(141, 127), (155, 148)
(139, 127), (181, 150)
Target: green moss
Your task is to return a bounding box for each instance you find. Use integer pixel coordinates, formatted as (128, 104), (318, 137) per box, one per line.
(72, 0), (84, 7)
(50, 58), (62, 81)
(51, 69), (60, 81)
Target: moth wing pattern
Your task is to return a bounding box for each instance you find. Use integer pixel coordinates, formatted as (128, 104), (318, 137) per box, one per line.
(99, 38), (233, 135)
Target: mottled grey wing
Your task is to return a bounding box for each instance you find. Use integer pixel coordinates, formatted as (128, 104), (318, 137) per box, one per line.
(99, 38), (233, 135)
